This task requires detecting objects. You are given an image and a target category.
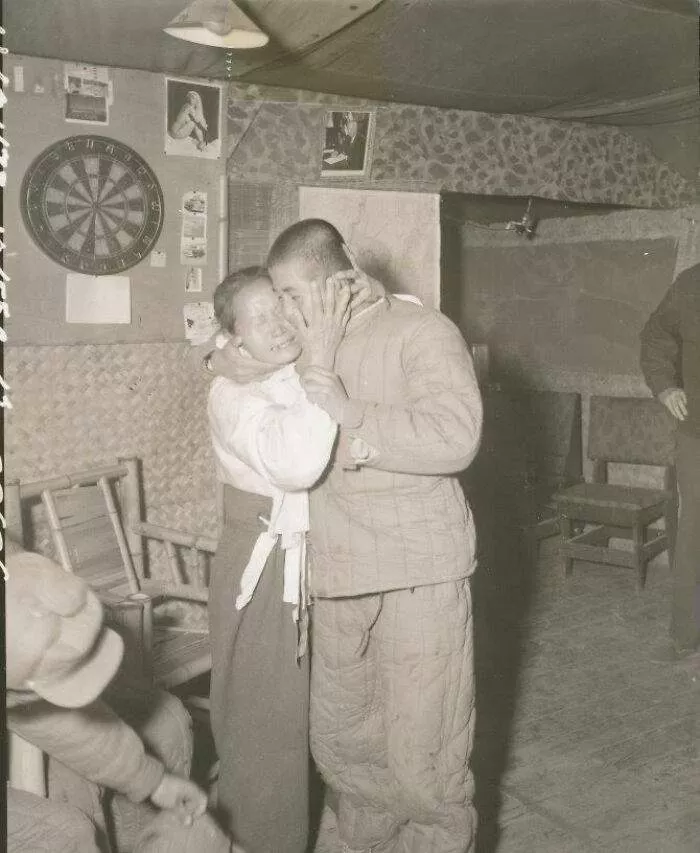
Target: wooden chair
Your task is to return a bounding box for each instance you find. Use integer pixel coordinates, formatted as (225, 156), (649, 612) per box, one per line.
(5, 457), (217, 691)
(553, 396), (676, 588)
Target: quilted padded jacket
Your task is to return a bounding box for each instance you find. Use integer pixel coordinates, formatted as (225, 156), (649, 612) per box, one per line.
(309, 292), (483, 597)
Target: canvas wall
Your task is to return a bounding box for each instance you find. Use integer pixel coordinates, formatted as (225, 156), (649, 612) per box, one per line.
(225, 83), (694, 209)
(298, 187), (441, 309)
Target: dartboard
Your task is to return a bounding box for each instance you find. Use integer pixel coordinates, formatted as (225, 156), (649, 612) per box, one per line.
(21, 135), (164, 275)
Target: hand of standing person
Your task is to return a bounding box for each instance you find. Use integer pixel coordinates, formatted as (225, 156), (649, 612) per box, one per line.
(286, 276), (351, 371)
(659, 387), (687, 421)
(149, 773), (207, 827)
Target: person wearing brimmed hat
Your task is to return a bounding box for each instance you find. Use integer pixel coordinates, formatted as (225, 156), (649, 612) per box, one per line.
(5, 540), (235, 853)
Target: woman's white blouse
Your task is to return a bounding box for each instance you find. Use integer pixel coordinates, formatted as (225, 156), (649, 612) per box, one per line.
(207, 364), (338, 616)
(208, 363), (337, 497)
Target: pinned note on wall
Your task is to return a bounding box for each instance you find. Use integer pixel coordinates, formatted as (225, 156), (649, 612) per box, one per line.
(66, 274), (131, 324)
(183, 301), (216, 345)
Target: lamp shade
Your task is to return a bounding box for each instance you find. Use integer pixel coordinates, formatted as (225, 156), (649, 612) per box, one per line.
(164, 0), (269, 49)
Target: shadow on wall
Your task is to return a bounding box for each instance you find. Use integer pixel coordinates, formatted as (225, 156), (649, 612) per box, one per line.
(360, 255), (403, 297)
(461, 355), (562, 853)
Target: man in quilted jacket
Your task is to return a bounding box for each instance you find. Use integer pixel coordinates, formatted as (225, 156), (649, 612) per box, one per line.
(640, 261), (700, 660)
(268, 219), (483, 853)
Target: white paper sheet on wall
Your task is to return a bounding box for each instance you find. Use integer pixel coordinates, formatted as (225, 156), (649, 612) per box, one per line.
(66, 274), (131, 324)
(183, 301), (217, 344)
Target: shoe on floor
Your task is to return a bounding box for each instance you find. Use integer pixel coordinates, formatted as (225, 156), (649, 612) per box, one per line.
(650, 642), (700, 663)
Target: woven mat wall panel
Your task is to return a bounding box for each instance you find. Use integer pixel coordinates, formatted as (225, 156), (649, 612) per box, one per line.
(5, 344), (218, 523)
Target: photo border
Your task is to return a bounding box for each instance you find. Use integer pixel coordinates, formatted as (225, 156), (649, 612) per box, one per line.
(164, 76), (224, 160)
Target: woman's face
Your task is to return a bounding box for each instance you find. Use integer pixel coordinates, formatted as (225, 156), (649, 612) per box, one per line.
(231, 279), (302, 365)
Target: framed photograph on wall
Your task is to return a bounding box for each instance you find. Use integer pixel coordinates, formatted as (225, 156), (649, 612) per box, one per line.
(164, 77), (223, 160)
(321, 110), (375, 177)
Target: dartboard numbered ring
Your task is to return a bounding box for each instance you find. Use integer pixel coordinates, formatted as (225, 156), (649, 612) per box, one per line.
(21, 135), (165, 275)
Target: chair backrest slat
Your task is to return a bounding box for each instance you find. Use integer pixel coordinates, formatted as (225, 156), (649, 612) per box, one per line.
(41, 488), (75, 574)
(588, 396), (676, 467)
(98, 476), (141, 594)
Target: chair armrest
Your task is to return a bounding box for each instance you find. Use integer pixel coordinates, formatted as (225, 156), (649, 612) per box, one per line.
(135, 520), (217, 554)
(138, 580), (209, 604)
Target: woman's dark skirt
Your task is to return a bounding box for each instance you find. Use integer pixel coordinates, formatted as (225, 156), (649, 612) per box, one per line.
(208, 485), (310, 853)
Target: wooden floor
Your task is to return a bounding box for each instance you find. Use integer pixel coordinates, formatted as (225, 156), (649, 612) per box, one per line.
(314, 539), (700, 853)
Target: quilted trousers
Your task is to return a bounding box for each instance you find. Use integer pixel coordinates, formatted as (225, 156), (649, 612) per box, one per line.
(310, 580), (476, 853)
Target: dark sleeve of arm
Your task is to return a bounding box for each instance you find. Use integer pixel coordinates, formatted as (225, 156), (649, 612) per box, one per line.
(8, 699), (165, 803)
(340, 313), (483, 475)
(640, 284), (682, 397)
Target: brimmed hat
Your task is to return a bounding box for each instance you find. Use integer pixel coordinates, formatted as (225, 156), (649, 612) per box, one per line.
(28, 624), (124, 708)
(7, 548), (124, 708)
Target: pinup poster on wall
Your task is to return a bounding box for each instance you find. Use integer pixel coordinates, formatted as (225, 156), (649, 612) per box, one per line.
(165, 77), (223, 159)
(321, 110), (375, 177)
(180, 190), (208, 266)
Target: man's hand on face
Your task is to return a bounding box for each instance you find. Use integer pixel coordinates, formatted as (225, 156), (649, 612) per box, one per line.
(150, 773), (208, 826)
(327, 268), (383, 314)
(300, 366), (349, 422)
(288, 276), (351, 371)
(659, 387), (688, 421)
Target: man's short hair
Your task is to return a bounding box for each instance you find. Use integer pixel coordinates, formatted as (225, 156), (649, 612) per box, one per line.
(213, 266), (270, 334)
(267, 219), (351, 277)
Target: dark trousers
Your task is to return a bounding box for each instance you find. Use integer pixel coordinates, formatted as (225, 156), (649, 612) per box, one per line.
(671, 430), (700, 650)
(208, 486), (309, 853)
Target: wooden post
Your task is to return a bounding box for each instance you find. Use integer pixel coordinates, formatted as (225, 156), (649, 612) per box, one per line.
(8, 733), (46, 798)
(560, 515), (574, 577)
(195, 548), (207, 589)
(41, 489), (74, 573)
(164, 539), (183, 585)
(119, 457), (145, 581)
(633, 522), (646, 590)
(127, 592), (154, 682)
(98, 476), (141, 594)
(4, 478), (23, 544)
(591, 459), (607, 484)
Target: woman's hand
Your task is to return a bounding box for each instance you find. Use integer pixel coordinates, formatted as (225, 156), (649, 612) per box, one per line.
(150, 773), (207, 826)
(288, 276), (351, 371)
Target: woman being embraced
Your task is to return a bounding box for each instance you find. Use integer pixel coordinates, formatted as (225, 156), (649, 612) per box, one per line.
(206, 266), (349, 853)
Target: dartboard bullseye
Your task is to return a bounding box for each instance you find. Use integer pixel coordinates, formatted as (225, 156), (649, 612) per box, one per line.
(21, 135), (165, 275)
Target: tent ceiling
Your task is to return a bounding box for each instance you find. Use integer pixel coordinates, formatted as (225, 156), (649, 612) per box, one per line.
(6, 0), (699, 174)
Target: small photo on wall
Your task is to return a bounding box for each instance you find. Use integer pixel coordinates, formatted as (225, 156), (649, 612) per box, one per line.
(321, 110), (375, 177)
(64, 63), (111, 125)
(165, 77), (223, 159)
